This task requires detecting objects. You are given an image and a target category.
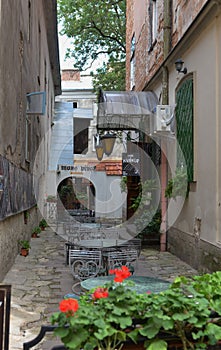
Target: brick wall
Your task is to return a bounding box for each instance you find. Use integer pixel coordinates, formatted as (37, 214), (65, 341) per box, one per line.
(61, 69), (81, 81)
(126, 0), (208, 91)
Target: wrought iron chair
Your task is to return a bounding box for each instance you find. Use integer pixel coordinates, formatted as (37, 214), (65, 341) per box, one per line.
(69, 249), (102, 280)
(117, 238), (142, 256)
(23, 325), (66, 350)
(105, 249), (138, 274)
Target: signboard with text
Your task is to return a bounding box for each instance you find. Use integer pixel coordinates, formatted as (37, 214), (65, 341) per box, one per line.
(122, 153), (140, 176)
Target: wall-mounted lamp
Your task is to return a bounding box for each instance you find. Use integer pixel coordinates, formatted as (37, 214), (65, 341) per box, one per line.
(101, 132), (116, 156)
(175, 59), (187, 75)
(94, 132), (116, 161)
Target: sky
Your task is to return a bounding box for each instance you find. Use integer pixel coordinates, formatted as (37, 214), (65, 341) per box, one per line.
(58, 32), (75, 70)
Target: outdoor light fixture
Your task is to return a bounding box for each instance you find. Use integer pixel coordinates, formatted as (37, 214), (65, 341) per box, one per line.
(101, 132), (116, 156)
(95, 142), (104, 161)
(95, 135), (104, 161)
(94, 132), (117, 161)
(175, 59), (187, 74)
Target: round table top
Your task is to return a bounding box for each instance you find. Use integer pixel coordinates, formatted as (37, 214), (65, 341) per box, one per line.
(81, 275), (171, 294)
(76, 239), (127, 249)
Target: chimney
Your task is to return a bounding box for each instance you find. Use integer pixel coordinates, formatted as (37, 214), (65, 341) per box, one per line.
(61, 69), (80, 81)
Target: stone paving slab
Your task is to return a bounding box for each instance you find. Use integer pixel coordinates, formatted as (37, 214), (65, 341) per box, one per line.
(2, 227), (198, 350)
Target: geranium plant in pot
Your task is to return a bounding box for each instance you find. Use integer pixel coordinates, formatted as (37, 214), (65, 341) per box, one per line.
(51, 268), (221, 350)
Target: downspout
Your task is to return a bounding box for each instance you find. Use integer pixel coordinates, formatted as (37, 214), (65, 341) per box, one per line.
(160, 0), (171, 252)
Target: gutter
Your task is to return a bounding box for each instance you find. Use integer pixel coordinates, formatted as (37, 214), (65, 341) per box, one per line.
(159, 0), (171, 252)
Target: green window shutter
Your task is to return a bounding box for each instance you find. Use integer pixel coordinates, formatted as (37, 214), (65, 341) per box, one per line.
(176, 78), (194, 182)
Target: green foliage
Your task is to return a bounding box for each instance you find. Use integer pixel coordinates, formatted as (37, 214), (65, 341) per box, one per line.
(39, 219), (47, 228)
(32, 226), (41, 234)
(24, 210), (30, 219)
(58, 185), (74, 200)
(51, 271), (221, 349)
(46, 195), (57, 202)
(18, 240), (31, 249)
(140, 209), (161, 236)
(57, 0), (126, 91)
(130, 179), (158, 211)
(130, 179), (161, 235)
(91, 60), (126, 92)
(165, 167), (189, 199)
(120, 176), (127, 193)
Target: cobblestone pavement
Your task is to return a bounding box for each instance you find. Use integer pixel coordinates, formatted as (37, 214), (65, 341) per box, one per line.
(2, 227), (198, 350)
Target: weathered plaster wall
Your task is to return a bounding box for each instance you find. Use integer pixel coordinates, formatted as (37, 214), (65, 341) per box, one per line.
(126, 0), (221, 271)
(0, 0), (60, 281)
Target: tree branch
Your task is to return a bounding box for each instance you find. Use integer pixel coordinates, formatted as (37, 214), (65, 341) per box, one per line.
(91, 21), (126, 52)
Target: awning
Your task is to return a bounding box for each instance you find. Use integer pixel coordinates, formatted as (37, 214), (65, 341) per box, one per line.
(97, 90), (159, 130)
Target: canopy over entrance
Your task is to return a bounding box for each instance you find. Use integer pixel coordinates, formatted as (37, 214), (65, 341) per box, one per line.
(97, 90), (159, 130)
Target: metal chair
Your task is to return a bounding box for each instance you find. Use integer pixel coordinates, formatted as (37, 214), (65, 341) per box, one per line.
(118, 238), (142, 256)
(69, 249), (102, 281)
(106, 249), (138, 274)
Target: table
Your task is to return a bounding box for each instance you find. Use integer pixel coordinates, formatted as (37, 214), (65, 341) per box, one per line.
(76, 239), (127, 249)
(81, 275), (171, 294)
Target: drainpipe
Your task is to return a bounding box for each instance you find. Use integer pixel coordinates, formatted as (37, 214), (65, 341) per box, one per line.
(160, 0), (171, 252)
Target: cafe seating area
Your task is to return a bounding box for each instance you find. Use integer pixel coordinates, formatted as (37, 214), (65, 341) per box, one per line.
(62, 220), (142, 295)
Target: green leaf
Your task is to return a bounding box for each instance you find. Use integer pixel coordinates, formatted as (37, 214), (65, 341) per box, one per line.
(146, 339), (168, 350)
(66, 329), (89, 349)
(139, 323), (161, 339)
(172, 312), (189, 321)
(54, 326), (69, 338)
(206, 323), (221, 341)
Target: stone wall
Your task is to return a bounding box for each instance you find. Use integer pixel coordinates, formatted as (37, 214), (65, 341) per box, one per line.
(0, 207), (41, 281)
(168, 227), (221, 273)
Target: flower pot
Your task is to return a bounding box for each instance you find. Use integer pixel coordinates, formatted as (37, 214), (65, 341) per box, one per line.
(20, 248), (29, 257)
(31, 232), (39, 238)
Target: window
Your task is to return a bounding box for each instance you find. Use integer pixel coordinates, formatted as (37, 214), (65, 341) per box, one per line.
(148, 0), (158, 50)
(176, 77), (194, 182)
(130, 34), (136, 90)
(73, 102), (78, 108)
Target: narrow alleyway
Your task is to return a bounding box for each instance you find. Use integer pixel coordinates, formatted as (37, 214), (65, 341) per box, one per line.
(2, 227), (198, 350)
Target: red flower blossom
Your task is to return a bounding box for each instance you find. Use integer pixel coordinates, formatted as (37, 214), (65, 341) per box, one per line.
(59, 298), (79, 316)
(92, 287), (109, 299)
(109, 265), (131, 282)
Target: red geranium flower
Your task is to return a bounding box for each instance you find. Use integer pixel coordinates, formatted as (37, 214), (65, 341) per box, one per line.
(92, 287), (109, 299)
(59, 298), (79, 316)
(109, 266), (131, 282)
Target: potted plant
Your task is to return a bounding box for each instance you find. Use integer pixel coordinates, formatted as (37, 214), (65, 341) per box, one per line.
(165, 167), (189, 199)
(51, 268), (221, 350)
(24, 210), (30, 224)
(39, 219), (47, 231)
(19, 240), (31, 257)
(32, 226), (41, 238)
